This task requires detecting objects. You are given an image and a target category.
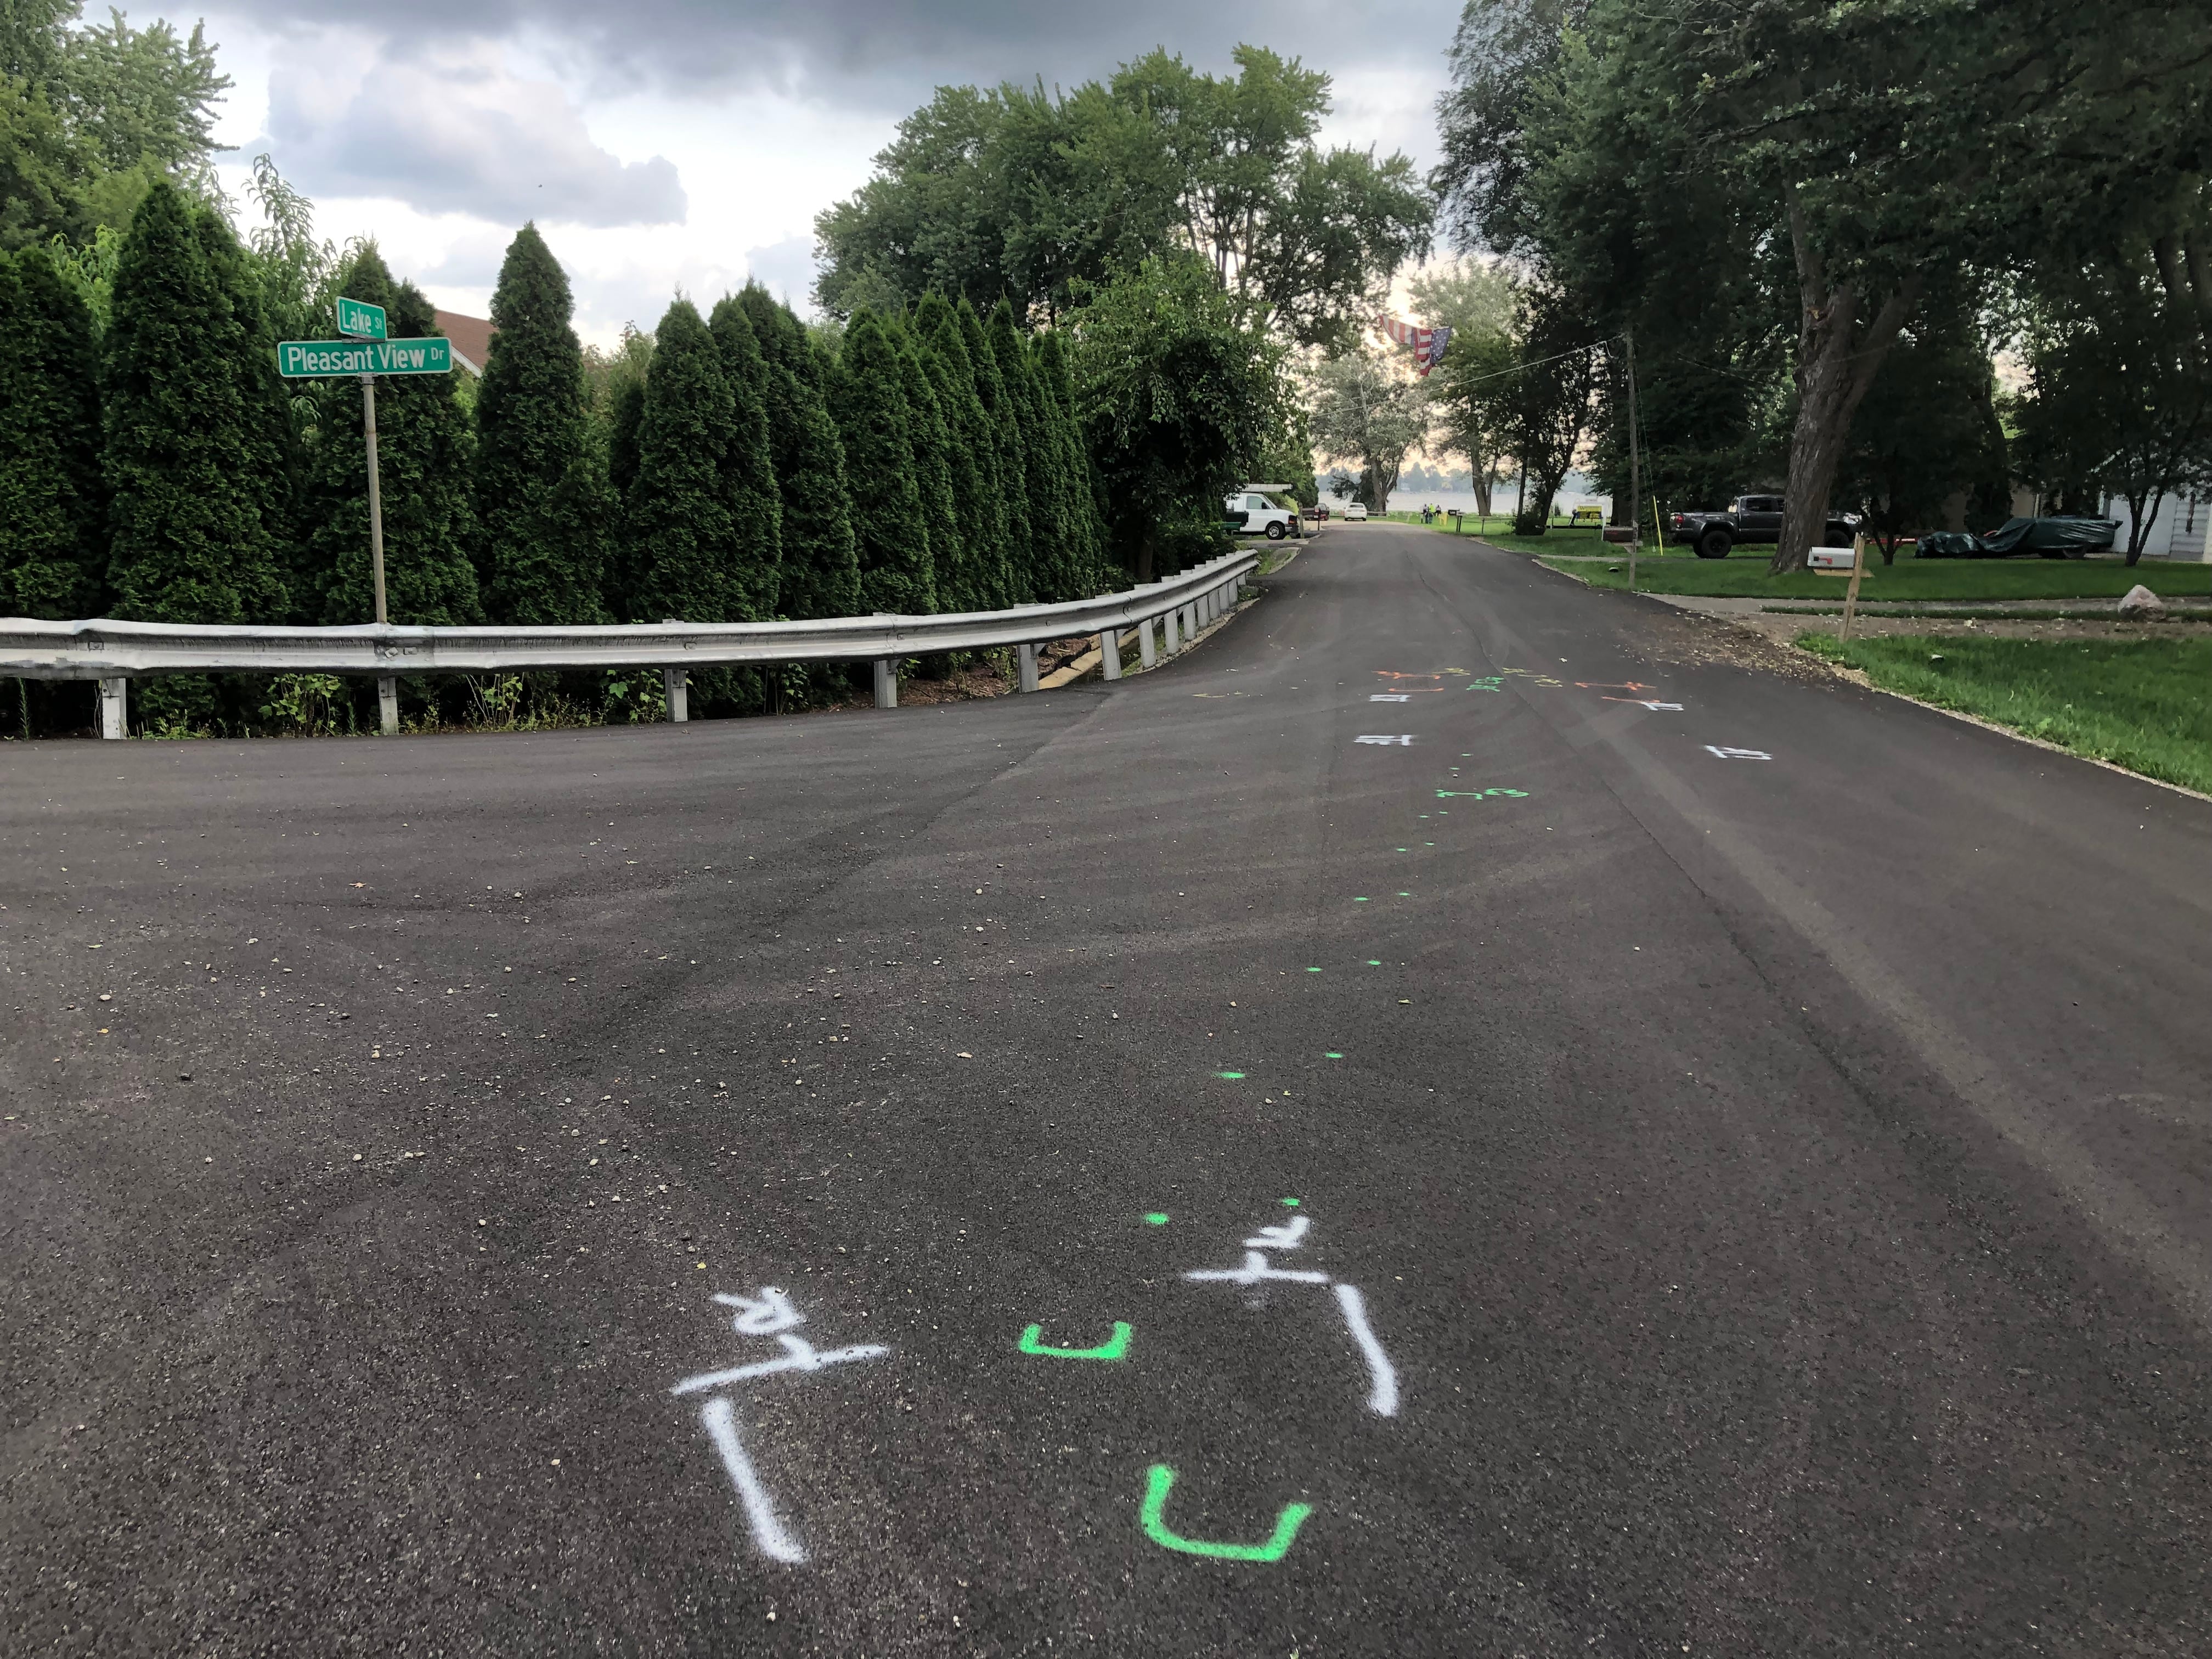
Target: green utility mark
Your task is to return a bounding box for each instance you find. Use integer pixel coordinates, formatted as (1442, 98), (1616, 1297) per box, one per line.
(1324, 1051), (1344, 1059)
(1397, 891), (1410, 897)
(1140, 1465), (1312, 1562)
(1352, 896), (1370, 903)
(1396, 847), (1408, 852)
(1144, 1212), (1170, 1226)
(1280, 1197), (1300, 1206)
(1306, 967), (1322, 973)
(1215, 1070), (1245, 1080)
(1367, 960), (1382, 966)
(1019, 1321), (1131, 1361)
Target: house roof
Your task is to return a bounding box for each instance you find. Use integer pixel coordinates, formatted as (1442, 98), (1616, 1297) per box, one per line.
(435, 309), (495, 375)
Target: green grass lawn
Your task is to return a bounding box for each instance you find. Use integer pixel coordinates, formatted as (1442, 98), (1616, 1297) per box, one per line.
(1539, 553), (2212, 602)
(1798, 633), (2212, 793)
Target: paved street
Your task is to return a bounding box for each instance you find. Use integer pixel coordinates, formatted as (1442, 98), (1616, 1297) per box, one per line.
(5, 520), (2209, 1655)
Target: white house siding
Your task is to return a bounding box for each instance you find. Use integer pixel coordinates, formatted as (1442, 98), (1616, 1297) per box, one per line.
(2099, 492), (2211, 561)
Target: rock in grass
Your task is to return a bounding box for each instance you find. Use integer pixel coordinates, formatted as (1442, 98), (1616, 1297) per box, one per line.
(2118, 584), (2165, 618)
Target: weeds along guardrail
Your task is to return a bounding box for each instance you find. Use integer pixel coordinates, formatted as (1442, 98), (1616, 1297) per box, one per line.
(2, 552), (1261, 739)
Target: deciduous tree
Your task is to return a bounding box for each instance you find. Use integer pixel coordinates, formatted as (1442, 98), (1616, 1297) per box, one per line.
(1070, 251), (1288, 581)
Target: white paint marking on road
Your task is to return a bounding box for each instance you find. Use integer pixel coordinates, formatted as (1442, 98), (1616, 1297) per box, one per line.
(1369, 693), (1412, 702)
(699, 1396), (808, 1564)
(672, 1333), (890, 1395)
(1186, 1214), (1403, 1416)
(1704, 745), (1770, 760)
(1244, 1215), (1311, 1250)
(1184, 1249), (1330, 1287)
(714, 1285), (803, 1335)
(1356, 735), (1415, 746)
(1333, 1282), (1399, 1417)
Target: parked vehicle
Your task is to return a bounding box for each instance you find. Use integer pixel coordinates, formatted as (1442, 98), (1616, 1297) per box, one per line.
(1342, 502), (1369, 522)
(1224, 487), (1303, 541)
(1304, 503), (1330, 522)
(1668, 494), (1859, 558)
(1917, 517), (2118, 558)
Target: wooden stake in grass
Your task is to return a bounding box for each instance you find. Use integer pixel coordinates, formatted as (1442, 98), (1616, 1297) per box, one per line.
(1840, 533), (1867, 640)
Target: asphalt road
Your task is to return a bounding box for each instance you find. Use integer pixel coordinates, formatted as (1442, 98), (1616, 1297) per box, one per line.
(5, 521), (2209, 1656)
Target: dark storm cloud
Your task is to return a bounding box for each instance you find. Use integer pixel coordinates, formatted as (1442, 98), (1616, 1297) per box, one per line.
(219, 0), (1459, 107)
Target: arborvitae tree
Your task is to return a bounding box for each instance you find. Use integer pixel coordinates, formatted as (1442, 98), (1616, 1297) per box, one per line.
(103, 182), (290, 725)
(606, 378), (646, 499)
(0, 246), (105, 618)
(619, 297), (740, 623)
(736, 283), (859, 619)
(299, 249), (482, 625)
(892, 325), (962, 613)
(1032, 329), (1103, 596)
(827, 309), (933, 614)
(913, 292), (1006, 612)
(705, 295), (783, 620)
(960, 297), (1031, 601)
(989, 301), (1059, 601)
(476, 224), (611, 624)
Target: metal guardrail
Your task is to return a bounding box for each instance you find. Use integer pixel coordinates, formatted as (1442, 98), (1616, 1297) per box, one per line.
(2, 551), (1261, 737)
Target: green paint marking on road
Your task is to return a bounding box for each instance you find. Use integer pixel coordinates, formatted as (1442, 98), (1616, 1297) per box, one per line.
(1139, 1464), (1313, 1562)
(1306, 967), (1322, 973)
(1019, 1321), (1131, 1361)
(1396, 847), (1408, 852)
(1214, 1070), (1245, 1080)
(1352, 896), (1370, 903)
(1397, 891), (1410, 897)
(1280, 1197), (1300, 1206)
(1367, 960), (1381, 966)
(1143, 1212), (1169, 1226)
(1324, 1051), (1344, 1058)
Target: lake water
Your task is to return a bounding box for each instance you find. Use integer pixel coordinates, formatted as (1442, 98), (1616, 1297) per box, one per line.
(1379, 486), (1612, 518)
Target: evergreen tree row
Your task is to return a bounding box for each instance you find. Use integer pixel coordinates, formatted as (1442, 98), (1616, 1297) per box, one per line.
(2, 185), (1115, 727)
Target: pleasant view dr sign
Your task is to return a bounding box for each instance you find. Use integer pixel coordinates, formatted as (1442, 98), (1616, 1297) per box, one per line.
(277, 338), (454, 377)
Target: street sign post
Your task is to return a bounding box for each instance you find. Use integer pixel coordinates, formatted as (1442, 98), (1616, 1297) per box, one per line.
(275, 319), (453, 732)
(276, 338), (452, 377)
(336, 296), (387, 340)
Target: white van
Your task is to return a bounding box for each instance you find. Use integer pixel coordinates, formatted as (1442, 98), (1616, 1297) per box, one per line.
(1226, 487), (1303, 540)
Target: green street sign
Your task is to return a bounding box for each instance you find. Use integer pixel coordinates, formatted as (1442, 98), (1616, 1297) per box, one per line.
(277, 338), (453, 378)
(336, 296), (387, 340)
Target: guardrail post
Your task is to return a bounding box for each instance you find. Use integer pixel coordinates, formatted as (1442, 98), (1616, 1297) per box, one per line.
(1017, 642), (1040, 693)
(1099, 627), (1121, 681)
(663, 668), (689, 722)
(1138, 616), (1159, 668)
(377, 676), (398, 735)
(872, 658), (898, 709)
(98, 676), (127, 740)
(1162, 608), (1181, 656)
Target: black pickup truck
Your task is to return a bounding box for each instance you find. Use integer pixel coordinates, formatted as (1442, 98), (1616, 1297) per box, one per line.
(1668, 494), (1859, 558)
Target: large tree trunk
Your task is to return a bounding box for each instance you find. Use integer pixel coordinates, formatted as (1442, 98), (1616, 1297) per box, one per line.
(1771, 196), (1924, 573)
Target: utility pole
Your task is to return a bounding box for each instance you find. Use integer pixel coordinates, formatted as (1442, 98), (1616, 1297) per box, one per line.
(1625, 329), (1641, 594)
(364, 373), (397, 734)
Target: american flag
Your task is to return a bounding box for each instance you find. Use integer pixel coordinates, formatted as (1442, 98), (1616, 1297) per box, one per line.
(1378, 315), (1453, 377)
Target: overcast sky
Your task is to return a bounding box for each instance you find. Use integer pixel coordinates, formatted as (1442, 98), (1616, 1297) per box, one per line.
(183, 0), (1466, 345)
